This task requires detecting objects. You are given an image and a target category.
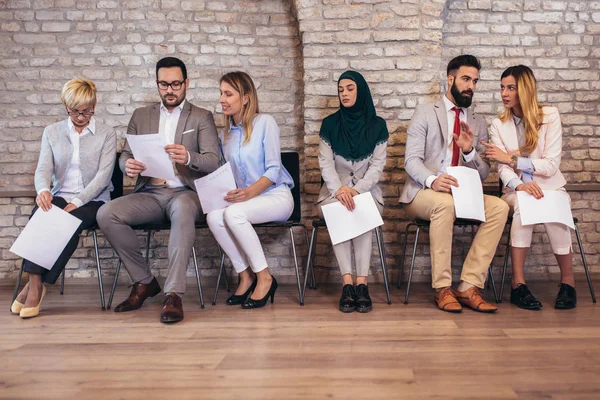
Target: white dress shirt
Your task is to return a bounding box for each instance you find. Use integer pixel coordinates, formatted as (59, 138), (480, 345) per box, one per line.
(425, 95), (476, 188)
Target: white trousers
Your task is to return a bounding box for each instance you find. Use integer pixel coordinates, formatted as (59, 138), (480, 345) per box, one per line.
(502, 190), (572, 255)
(207, 186), (294, 273)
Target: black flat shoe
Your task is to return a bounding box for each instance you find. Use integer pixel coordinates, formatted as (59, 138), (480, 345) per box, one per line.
(355, 284), (372, 313)
(555, 283), (577, 310)
(339, 284), (356, 313)
(242, 277), (277, 309)
(510, 284), (542, 310)
(226, 279), (257, 305)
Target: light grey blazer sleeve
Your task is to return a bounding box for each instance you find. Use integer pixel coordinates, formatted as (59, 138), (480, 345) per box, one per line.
(34, 125), (54, 193)
(404, 104), (437, 187)
(353, 141), (387, 194)
(318, 139), (343, 197)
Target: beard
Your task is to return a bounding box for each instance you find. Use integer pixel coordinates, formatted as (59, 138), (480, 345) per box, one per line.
(161, 89), (186, 108)
(451, 81), (473, 108)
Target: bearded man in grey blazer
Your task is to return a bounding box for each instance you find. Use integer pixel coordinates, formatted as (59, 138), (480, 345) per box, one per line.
(97, 57), (220, 323)
(399, 55), (508, 314)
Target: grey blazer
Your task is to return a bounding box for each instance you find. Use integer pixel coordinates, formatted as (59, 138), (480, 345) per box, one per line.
(121, 101), (220, 193)
(34, 118), (117, 205)
(318, 139), (387, 206)
(399, 99), (490, 204)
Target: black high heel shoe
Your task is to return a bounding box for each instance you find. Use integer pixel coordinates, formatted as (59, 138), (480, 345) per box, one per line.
(242, 277), (278, 309)
(226, 279), (257, 305)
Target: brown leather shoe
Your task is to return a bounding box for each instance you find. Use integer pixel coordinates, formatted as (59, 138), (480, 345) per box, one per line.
(456, 286), (498, 313)
(435, 287), (462, 313)
(114, 277), (161, 313)
(161, 293), (184, 324)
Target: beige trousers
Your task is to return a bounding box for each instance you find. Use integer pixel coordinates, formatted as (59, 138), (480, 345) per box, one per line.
(404, 189), (509, 289)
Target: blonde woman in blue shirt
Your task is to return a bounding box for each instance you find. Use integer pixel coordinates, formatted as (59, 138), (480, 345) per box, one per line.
(207, 71), (294, 309)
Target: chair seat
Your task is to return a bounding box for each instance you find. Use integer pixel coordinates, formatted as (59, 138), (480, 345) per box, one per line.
(254, 220), (303, 228)
(312, 219), (327, 228)
(413, 218), (482, 227)
(131, 222), (210, 231)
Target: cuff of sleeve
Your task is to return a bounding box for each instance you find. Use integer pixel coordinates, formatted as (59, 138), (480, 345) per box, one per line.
(425, 175), (436, 189)
(462, 147), (476, 162)
(70, 198), (83, 208)
(185, 151), (191, 166)
(263, 169), (279, 184)
(506, 178), (524, 191)
(37, 188), (51, 195)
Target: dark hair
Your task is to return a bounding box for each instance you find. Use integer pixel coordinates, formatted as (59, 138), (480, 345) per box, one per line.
(446, 54), (481, 75)
(156, 57), (187, 80)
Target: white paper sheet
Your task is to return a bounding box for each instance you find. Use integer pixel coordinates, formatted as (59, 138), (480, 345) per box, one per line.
(517, 190), (574, 229)
(447, 166), (486, 222)
(321, 191), (384, 245)
(9, 206), (83, 270)
(194, 162), (237, 214)
(126, 133), (178, 182)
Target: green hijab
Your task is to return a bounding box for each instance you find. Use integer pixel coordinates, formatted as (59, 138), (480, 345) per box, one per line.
(320, 70), (388, 162)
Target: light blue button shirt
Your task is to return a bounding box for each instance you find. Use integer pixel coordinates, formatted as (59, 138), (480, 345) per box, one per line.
(507, 115), (536, 190)
(220, 113), (294, 192)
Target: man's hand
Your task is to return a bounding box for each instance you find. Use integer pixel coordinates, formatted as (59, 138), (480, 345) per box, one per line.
(35, 191), (53, 211)
(454, 121), (474, 153)
(165, 144), (189, 165)
(431, 174), (459, 193)
(125, 158), (146, 178)
(516, 182), (544, 199)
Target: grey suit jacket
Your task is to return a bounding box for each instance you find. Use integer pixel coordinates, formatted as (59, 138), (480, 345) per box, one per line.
(399, 99), (490, 204)
(318, 139), (387, 206)
(121, 101), (220, 193)
(34, 118), (117, 205)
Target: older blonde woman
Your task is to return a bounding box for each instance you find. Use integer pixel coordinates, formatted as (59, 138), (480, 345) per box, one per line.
(11, 78), (116, 318)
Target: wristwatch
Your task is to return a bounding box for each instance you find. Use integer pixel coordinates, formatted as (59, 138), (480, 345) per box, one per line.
(509, 155), (518, 168)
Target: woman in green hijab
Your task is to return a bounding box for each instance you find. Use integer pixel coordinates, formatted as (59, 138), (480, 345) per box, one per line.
(317, 70), (389, 313)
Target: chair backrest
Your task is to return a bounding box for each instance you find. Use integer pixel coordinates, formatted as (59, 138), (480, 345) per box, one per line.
(110, 152), (123, 200)
(281, 151), (301, 222)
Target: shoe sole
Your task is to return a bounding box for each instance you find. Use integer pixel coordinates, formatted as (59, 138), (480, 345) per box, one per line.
(355, 306), (372, 313)
(339, 306), (355, 313)
(511, 301), (542, 311)
(555, 304), (576, 310)
(161, 317), (183, 324)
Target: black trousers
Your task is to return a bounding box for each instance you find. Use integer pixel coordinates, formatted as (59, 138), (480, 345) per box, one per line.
(23, 197), (104, 284)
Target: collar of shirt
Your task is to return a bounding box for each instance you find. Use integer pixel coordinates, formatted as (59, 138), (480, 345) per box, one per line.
(228, 118), (243, 131)
(512, 114), (522, 126)
(160, 99), (186, 115)
(443, 95), (465, 115)
(67, 116), (95, 136)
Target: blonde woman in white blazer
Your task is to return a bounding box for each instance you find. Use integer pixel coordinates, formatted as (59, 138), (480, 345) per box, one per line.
(483, 65), (576, 310)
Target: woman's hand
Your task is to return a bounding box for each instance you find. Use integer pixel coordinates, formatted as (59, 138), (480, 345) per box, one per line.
(225, 188), (256, 203)
(335, 186), (359, 211)
(516, 182), (544, 199)
(481, 142), (512, 164)
(35, 191), (53, 212)
(63, 203), (78, 213)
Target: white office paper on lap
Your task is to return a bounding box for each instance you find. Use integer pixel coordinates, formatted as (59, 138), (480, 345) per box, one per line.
(321, 191), (384, 245)
(517, 190), (574, 229)
(194, 162), (237, 214)
(9, 206), (82, 270)
(447, 166), (486, 222)
(126, 133), (177, 182)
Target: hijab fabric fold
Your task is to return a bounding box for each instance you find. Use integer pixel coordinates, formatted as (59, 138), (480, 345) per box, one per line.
(319, 70), (388, 162)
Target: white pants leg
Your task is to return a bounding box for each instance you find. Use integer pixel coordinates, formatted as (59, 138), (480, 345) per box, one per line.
(207, 186), (294, 273)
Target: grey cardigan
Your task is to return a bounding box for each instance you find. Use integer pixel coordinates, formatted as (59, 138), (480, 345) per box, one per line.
(318, 139), (387, 205)
(34, 118), (117, 205)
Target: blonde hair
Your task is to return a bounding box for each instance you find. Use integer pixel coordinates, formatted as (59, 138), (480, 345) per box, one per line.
(220, 71), (259, 145)
(498, 65), (545, 156)
(61, 77), (97, 110)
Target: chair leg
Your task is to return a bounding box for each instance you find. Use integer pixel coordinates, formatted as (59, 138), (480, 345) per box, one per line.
(499, 226), (511, 303)
(575, 224), (596, 303)
(92, 230), (106, 310)
(488, 266), (499, 303)
(404, 227), (421, 305)
(191, 247), (205, 309)
(302, 226), (318, 304)
(398, 223), (415, 289)
(145, 230), (152, 263)
(303, 226), (316, 290)
(290, 227), (303, 305)
(212, 251), (226, 306)
(107, 259), (122, 310)
(375, 226), (391, 305)
(10, 260), (25, 311)
(60, 269), (65, 295)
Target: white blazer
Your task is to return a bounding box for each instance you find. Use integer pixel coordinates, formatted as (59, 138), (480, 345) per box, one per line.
(489, 106), (566, 192)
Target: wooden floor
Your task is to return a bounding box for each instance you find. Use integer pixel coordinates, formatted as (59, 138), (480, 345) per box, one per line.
(2, 280), (600, 400)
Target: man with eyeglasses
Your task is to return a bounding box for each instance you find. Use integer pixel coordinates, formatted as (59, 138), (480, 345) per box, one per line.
(97, 56), (220, 324)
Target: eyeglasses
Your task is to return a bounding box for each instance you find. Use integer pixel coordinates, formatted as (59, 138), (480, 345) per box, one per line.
(157, 80), (185, 90)
(67, 108), (94, 117)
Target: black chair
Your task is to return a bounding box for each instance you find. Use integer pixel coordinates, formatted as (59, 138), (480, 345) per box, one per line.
(10, 154), (124, 312)
(302, 217), (392, 306)
(398, 218), (500, 304)
(211, 152), (309, 306)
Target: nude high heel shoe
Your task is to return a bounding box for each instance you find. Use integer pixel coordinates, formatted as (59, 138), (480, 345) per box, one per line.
(20, 285), (47, 319)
